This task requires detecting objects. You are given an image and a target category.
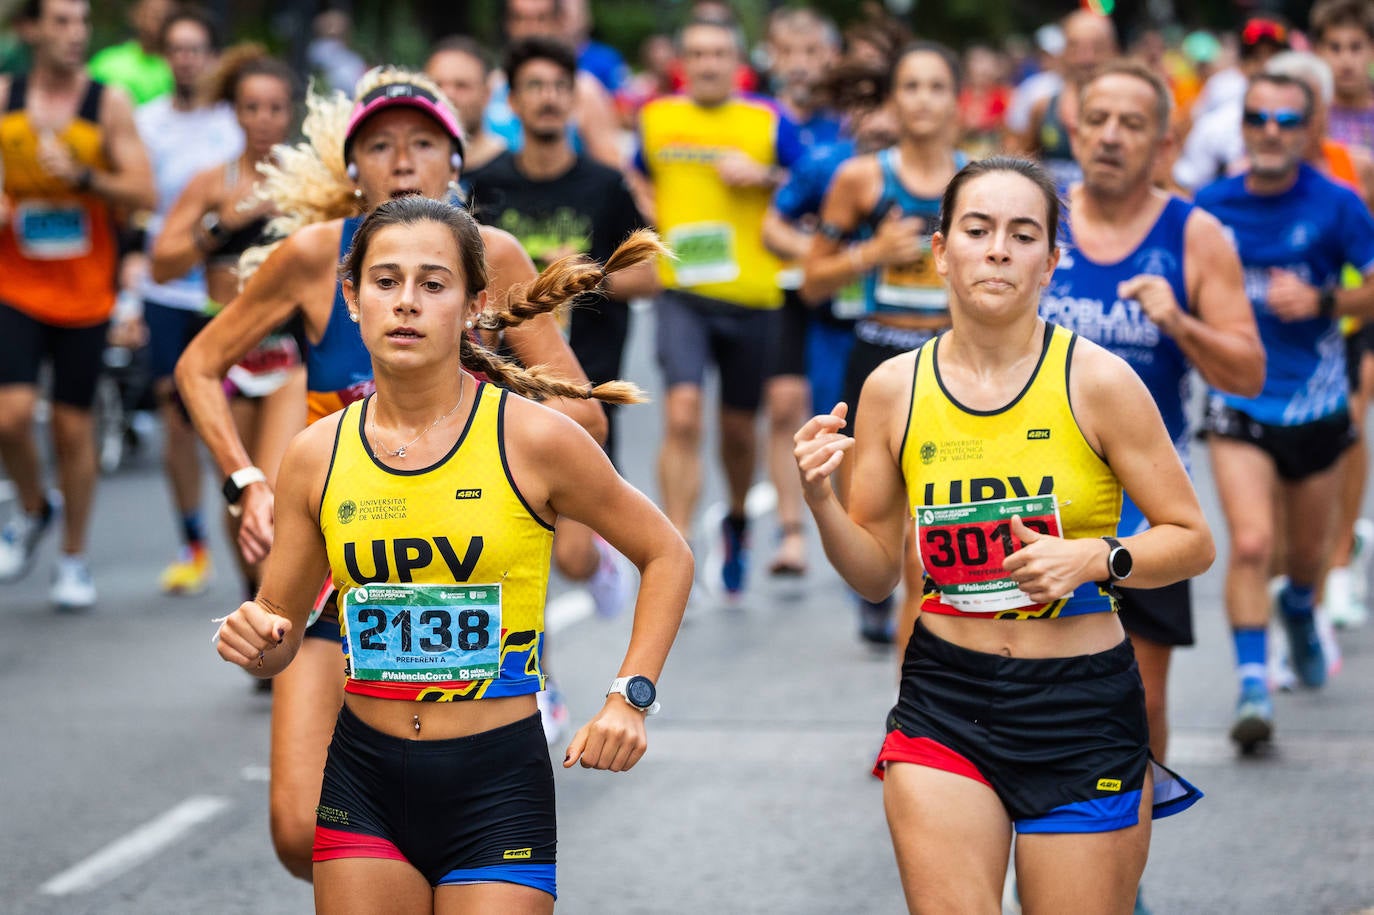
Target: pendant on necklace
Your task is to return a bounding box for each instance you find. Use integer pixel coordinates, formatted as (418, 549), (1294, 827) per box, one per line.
(395, 446), (406, 458)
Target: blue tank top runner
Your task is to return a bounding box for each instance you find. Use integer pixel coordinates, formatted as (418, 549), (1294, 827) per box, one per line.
(1196, 164), (1374, 427)
(305, 215), (374, 395)
(1041, 196), (1195, 536)
(855, 147), (967, 316)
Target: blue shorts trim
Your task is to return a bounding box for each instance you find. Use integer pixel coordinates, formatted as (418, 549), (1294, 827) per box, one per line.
(439, 863), (556, 898)
(1014, 790), (1143, 834)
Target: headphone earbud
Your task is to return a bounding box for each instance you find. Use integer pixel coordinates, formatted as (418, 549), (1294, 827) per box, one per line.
(346, 162), (358, 181)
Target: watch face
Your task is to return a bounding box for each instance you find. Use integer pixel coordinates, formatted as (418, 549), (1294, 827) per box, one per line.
(626, 676), (656, 709)
(1110, 547), (1132, 579)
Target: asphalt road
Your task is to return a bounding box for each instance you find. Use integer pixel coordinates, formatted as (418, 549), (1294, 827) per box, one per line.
(2, 304), (1373, 914)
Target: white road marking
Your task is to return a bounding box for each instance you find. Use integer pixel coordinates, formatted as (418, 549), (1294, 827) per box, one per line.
(39, 795), (230, 896)
(545, 588), (594, 634)
(239, 765), (270, 782)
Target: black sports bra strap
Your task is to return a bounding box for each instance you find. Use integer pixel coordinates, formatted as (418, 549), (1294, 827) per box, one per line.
(5, 73), (26, 112)
(77, 79), (104, 124)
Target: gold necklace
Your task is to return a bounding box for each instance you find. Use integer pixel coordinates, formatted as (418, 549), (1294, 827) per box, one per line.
(370, 373), (465, 459)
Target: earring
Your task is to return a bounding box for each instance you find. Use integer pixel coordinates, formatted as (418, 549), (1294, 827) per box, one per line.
(348, 312), (359, 324)
(464, 319), (474, 329)
(353, 188), (363, 200)
(450, 152), (463, 172)
(346, 162), (358, 181)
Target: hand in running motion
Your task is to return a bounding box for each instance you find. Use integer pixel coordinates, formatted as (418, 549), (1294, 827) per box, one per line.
(1001, 515), (1106, 604)
(215, 598), (292, 677)
(1117, 274), (1183, 336)
(715, 150), (774, 188)
(793, 403), (854, 502)
(564, 699), (649, 772)
(1265, 268), (1322, 322)
(237, 483), (275, 565)
(868, 208), (927, 267)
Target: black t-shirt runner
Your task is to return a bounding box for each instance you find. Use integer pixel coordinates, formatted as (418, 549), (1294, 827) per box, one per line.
(464, 151), (647, 270)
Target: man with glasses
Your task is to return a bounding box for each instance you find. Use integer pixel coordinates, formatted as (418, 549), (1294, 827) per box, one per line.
(1196, 72), (1374, 753)
(1175, 16), (1291, 193)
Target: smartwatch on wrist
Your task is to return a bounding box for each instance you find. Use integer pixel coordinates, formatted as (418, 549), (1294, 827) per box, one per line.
(1101, 536), (1133, 584)
(223, 466), (267, 517)
(607, 675), (660, 715)
(198, 211), (228, 251)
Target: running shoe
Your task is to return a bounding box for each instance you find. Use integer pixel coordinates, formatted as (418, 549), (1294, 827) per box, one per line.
(1278, 607), (1327, 688)
(50, 554), (96, 610)
(0, 494), (57, 582)
(721, 515), (749, 598)
(587, 535), (632, 620)
(160, 543), (212, 595)
(536, 681), (570, 747)
(858, 595), (895, 645)
(1352, 518), (1374, 612)
(1229, 682), (1274, 753)
(1323, 566), (1366, 629)
(1133, 886), (1152, 915)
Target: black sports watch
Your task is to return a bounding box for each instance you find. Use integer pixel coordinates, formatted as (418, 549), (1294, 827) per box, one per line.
(198, 210), (229, 251)
(607, 675), (660, 715)
(222, 466), (267, 517)
(1102, 536), (1133, 583)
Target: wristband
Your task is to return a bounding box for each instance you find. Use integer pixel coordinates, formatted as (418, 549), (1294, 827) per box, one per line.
(1319, 288), (1338, 320)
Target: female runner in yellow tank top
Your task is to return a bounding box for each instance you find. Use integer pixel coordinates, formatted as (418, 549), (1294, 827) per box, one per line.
(214, 196), (690, 911)
(795, 157), (1213, 914)
(176, 68), (612, 882)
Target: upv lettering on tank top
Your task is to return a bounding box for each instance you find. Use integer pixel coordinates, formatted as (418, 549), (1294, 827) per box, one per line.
(914, 494), (1064, 612)
(666, 221), (739, 286)
(342, 583), (503, 683)
(14, 200), (91, 259)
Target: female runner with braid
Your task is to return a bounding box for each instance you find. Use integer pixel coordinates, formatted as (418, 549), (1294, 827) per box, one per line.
(215, 195), (689, 909)
(176, 68), (610, 880)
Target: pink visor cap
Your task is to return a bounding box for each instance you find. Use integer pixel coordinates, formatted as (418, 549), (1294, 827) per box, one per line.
(343, 80), (466, 162)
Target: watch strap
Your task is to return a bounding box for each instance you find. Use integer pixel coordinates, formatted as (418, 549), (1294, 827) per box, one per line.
(607, 676), (660, 715)
(224, 466), (267, 511)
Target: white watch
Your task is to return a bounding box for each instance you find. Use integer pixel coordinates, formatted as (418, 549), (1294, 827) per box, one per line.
(607, 675), (660, 715)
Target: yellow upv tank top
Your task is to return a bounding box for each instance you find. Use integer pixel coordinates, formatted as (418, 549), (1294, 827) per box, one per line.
(319, 382), (555, 701)
(900, 324), (1122, 619)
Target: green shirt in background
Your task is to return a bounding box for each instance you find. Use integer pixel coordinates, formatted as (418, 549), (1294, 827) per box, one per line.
(88, 40), (172, 105)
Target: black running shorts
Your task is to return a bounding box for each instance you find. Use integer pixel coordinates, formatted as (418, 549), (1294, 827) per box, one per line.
(314, 706), (557, 896)
(876, 621), (1201, 833)
(1203, 397), (1354, 481)
(0, 300), (109, 408)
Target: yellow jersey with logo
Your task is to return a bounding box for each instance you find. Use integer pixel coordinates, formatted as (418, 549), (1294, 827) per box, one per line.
(319, 382), (554, 701)
(901, 324), (1121, 619)
(0, 76), (117, 326)
(639, 95), (789, 309)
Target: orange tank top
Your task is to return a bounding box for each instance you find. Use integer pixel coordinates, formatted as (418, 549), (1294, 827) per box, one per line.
(0, 76), (118, 326)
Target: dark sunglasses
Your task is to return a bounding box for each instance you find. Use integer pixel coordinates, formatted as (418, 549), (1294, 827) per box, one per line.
(1242, 108), (1307, 129)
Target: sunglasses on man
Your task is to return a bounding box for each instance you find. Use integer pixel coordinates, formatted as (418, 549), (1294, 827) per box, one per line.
(1241, 108), (1308, 129)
